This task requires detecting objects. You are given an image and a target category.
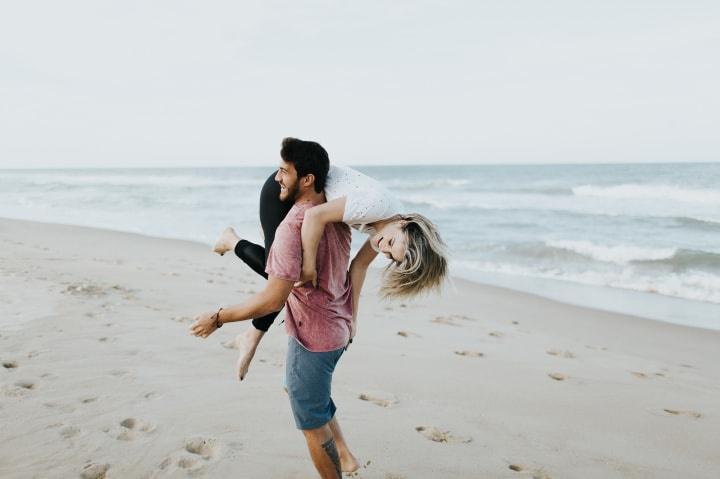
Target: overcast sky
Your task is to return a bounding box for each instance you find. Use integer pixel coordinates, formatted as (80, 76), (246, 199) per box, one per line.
(1, 1), (718, 168)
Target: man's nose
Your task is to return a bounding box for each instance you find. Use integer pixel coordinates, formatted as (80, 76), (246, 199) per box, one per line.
(274, 169), (281, 182)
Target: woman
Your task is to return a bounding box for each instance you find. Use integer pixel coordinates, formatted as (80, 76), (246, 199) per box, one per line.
(213, 140), (448, 380)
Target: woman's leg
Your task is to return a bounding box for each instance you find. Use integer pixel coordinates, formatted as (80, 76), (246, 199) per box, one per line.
(231, 171), (292, 380)
(215, 229), (267, 276)
(233, 239), (267, 279)
(249, 171), (293, 331)
(215, 171), (291, 327)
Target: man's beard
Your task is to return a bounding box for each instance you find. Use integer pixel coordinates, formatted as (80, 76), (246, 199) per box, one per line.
(280, 181), (300, 202)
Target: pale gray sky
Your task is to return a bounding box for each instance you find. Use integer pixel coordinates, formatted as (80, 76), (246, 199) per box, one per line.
(1, 1), (718, 168)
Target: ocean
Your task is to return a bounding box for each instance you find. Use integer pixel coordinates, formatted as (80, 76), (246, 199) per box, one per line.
(1, 163), (719, 329)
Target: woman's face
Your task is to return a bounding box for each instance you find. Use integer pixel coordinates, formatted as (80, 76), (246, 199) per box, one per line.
(371, 221), (407, 262)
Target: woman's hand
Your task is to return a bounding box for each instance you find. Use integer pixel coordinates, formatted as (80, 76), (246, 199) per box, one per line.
(294, 268), (318, 288)
(189, 310), (219, 338)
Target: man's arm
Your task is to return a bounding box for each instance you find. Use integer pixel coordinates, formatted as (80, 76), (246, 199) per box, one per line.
(220, 275), (295, 324)
(348, 239), (379, 337)
(298, 197), (346, 286)
(189, 275), (294, 338)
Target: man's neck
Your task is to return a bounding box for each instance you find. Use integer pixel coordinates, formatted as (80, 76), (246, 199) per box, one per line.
(294, 190), (326, 205)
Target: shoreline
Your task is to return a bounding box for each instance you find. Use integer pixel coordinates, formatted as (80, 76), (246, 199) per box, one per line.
(2, 215), (717, 332)
(2, 216), (719, 478)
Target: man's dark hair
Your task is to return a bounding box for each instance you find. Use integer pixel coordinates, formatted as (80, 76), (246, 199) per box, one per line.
(280, 137), (330, 193)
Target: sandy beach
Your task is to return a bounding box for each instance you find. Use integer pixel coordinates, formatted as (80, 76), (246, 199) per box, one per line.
(1, 217), (718, 479)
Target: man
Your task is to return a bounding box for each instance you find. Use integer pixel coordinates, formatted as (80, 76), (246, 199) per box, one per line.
(190, 138), (369, 478)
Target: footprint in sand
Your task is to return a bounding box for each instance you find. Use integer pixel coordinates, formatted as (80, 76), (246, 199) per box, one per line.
(455, 350), (484, 358)
(80, 396), (98, 404)
(415, 426), (472, 444)
(222, 336), (240, 350)
(547, 373), (567, 381)
(431, 317), (461, 327)
(158, 437), (222, 473)
(432, 315), (476, 327)
(630, 371), (648, 378)
(397, 331), (421, 338)
(2, 360), (18, 369)
(115, 417), (156, 440)
(158, 457), (172, 470)
(663, 408), (702, 419)
(176, 456), (200, 469)
(184, 437), (220, 459)
(60, 425), (81, 439)
(509, 463), (552, 478)
(358, 392), (398, 408)
(546, 349), (575, 358)
(170, 315), (194, 324)
(488, 331), (504, 338)
(43, 401), (76, 413)
(80, 462), (110, 479)
(64, 283), (106, 297)
(16, 380), (35, 389)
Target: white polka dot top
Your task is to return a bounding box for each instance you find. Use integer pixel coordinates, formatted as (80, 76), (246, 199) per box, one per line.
(324, 165), (404, 236)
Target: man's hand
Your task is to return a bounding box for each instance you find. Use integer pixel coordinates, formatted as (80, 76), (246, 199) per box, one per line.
(345, 318), (357, 350)
(189, 310), (219, 338)
(294, 268), (318, 288)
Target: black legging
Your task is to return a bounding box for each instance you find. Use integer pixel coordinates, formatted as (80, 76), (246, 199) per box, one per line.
(234, 172), (293, 332)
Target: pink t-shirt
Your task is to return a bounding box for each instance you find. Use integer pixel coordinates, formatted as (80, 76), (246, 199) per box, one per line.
(266, 200), (353, 352)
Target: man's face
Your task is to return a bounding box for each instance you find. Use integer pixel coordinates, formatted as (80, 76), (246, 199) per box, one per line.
(275, 160), (300, 202)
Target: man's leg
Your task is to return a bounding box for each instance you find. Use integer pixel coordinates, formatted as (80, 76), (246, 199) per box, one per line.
(328, 416), (360, 473)
(302, 423), (341, 479)
(286, 337), (355, 477)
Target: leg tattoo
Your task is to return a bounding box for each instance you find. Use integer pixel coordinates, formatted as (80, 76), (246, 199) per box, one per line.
(321, 437), (342, 478)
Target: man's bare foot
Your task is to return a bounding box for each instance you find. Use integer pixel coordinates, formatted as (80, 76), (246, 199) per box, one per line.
(340, 451), (360, 473)
(213, 227), (241, 256)
(236, 327), (265, 381)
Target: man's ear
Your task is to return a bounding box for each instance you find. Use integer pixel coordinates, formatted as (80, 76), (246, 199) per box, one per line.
(302, 173), (316, 189)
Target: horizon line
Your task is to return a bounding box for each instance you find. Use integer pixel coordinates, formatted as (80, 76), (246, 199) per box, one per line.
(1, 160), (719, 170)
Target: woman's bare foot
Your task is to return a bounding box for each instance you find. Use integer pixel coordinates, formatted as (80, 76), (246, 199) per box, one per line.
(236, 327), (265, 381)
(213, 227), (241, 256)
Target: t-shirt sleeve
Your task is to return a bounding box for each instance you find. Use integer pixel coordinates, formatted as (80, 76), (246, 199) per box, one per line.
(265, 220), (302, 282)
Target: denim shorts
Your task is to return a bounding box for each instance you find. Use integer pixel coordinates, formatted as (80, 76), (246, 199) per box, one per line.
(285, 336), (345, 430)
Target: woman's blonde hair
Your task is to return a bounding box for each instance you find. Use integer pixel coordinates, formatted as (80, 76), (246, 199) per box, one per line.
(380, 213), (448, 299)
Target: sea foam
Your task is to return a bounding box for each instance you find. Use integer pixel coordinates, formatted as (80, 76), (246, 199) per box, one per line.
(573, 183), (720, 204)
(546, 240), (677, 265)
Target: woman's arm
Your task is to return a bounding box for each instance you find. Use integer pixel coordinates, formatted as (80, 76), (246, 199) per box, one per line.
(348, 239), (379, 339)
(299, 197), (347, 286)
